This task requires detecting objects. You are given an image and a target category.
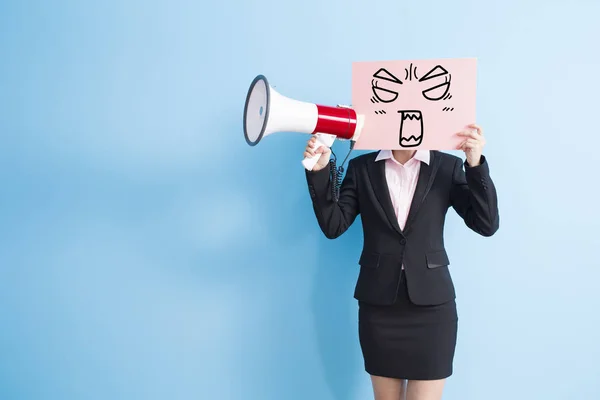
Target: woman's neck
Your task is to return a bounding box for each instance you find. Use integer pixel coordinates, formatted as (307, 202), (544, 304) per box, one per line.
(391, 150), (416, 165)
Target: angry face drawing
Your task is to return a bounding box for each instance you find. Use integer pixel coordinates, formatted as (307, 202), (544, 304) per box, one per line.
(351, 58), (477, 151)
(370, 63), (454, 148)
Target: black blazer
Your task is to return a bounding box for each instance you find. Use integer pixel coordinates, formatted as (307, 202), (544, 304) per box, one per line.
(305, 150), (499, 306)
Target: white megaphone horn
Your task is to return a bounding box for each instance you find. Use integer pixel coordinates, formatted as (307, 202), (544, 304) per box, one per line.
(243, 75), (365, 171)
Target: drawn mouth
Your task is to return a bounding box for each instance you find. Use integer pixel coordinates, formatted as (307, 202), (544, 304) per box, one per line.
(398, 110), (423, 148)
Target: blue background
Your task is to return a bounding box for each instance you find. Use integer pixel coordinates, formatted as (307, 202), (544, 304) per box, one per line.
(1, 0), (599, 399)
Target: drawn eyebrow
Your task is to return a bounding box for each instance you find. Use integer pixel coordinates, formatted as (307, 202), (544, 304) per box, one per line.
(418, 65), (448, 82)
(373, 68), (403, 84)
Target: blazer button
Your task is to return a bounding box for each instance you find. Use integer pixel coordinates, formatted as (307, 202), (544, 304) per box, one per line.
(400, 238), (406, 245)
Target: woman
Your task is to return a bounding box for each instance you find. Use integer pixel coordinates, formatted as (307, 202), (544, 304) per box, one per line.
(303, 124), (499, 400)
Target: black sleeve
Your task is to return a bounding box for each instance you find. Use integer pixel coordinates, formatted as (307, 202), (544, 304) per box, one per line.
(449, 155), (500, 237)
(305, 159), (360, 239)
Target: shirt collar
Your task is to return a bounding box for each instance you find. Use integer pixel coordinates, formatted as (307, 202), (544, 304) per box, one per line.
(375, 149), (430, 165)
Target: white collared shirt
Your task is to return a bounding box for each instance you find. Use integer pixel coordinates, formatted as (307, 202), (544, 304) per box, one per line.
(375, 150), (430, 230)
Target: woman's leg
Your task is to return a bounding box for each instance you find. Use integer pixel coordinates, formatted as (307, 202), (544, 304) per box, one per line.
(370, 375), (407, 400)
(405, 379), (445, 400)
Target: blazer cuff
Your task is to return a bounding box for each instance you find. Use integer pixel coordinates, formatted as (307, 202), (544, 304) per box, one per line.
(464, 155), (492, 188)
(464, 155), (490, 175)
(305, 162), (332, 200)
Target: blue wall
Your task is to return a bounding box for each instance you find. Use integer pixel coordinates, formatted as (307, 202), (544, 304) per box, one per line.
(1, 1), (599, 399)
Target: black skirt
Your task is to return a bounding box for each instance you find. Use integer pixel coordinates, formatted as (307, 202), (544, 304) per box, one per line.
(358, 269), (458, 380)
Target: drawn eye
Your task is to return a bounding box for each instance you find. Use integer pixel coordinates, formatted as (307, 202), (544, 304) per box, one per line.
(372, 81), (399, 103)
(419, 65), (451, 101)
(422, 80), (450, 101)
(371, 68), (402, 103)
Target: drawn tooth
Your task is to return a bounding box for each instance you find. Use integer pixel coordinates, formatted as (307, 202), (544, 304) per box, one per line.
(402, 111), (422, 120)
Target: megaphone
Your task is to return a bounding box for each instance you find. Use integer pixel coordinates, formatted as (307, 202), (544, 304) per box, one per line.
(243, 74), (365, 170)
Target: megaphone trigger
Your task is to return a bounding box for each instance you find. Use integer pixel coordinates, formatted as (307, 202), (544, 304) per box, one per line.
(301, 133), (337, 171)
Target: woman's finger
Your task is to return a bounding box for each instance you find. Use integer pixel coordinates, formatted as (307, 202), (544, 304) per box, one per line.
(458, 130), (480, 140)
(467, 124), (483, 135)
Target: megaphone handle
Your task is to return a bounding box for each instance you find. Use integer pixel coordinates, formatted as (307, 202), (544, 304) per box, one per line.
(302, 133), (337, 171)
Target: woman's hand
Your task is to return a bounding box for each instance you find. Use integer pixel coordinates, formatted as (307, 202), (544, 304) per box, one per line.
(457, 124), (486, 167)
(304, 136), (332, 171)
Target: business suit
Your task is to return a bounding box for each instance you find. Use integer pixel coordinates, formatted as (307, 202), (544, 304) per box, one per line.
(305, 150), (499, 380)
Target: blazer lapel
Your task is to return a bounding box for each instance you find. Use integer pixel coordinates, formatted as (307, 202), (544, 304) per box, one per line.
(366, 156), (404, 236)
(404, 151), (441, 234)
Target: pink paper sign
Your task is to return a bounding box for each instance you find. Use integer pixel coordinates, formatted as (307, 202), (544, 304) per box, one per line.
(351, 58), (477, 150)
